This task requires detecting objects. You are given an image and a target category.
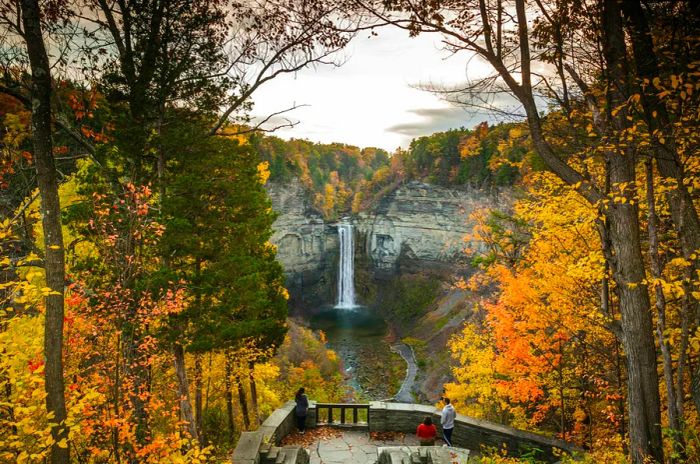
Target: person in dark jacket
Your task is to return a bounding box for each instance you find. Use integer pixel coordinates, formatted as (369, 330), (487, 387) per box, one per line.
(295, 387), (309, 433)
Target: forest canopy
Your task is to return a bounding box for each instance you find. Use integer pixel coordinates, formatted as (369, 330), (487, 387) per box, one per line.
(255, 121), (525, 220)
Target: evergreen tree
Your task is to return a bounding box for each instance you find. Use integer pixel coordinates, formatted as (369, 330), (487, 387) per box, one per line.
(157, 116), (287, 439)
(160, 116), (288, 355)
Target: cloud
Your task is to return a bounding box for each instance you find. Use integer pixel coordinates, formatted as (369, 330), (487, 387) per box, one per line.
(385, 107), (487, 137)
(384, 88), (530, 142)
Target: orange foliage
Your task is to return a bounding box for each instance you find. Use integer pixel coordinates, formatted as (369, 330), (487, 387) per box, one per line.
(447, 172), (624, 448)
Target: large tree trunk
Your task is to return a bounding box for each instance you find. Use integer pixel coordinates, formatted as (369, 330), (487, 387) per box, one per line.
(19, 2), (69, 463)
(622, 0), (700, 419)
(622, 0), (700, 415)
(646, 160), (684, 461)
(600, 2), (663, 460)
(173, 343), (199, 442)
(606, 150), (663, 464)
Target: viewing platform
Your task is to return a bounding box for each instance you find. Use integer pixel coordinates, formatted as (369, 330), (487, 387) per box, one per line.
(232, 401), (580, 464)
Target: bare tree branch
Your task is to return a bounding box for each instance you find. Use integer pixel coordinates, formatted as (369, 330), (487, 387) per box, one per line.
(214, 104), (309, 136)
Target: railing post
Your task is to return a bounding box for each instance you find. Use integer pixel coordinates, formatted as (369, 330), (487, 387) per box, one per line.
(368, 401), (386, 432)
(309, 401), (317, 429)
(313, 403), (373, 426)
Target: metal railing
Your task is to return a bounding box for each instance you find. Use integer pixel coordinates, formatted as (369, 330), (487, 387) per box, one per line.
(315, 403), (369, 426)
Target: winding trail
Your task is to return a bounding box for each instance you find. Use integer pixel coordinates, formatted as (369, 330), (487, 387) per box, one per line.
(390, 343), (418, 403)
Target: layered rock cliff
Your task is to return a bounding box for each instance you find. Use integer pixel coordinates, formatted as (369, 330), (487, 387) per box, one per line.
(267, 179), (507, 308)
(356, 182), (503, 277)
(266, 178), (338, 307)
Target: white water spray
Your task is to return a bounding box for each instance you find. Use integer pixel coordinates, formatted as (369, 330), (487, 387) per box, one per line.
(335, 221), (356, 309)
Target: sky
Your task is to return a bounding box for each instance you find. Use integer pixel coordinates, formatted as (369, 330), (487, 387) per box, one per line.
(250, 28), (516, 152)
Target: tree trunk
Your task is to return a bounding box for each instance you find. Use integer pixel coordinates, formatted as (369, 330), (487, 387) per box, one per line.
(195, 353), (203, 443)
(608, 216), (662, 463)
(605, 143), (663, 463)
(173, 343), (198, 442)
(122, 327), (149, 450)
(602, 209), (628, 455)
(236, 375), (250, 430)
(601, 2), (663, 461)
(114, 334), (121, 464)
(225, 353), (235, 443)
(19, 2), (69, 463)
(646, 160), (684, 460)
(248, 361), (260, 425)
(622, 0), (700, 416)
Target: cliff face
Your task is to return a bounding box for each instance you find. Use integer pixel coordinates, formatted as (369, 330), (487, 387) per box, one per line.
(356, 182), (503, 277)
(267, 179), (338, 307)
(267, 179), (507, 307)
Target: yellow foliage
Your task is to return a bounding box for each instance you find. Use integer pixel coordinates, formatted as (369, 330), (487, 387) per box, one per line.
(257, 161), (271, 185)
(449, 170), (624, 450)
(0, 316), (52, 463)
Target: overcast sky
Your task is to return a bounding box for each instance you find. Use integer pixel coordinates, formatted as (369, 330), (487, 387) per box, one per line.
(250, 28), (519, 152)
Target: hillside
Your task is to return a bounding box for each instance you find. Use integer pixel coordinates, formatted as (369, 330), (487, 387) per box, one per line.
(253, 121), (531, 220)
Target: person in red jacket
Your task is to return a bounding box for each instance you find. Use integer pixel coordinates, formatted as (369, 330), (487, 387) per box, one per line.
(416, 416), (437, 446)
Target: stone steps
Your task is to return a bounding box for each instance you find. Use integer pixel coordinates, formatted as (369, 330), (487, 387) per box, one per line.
(376, 446), (470, 464)
(259, 443), (309, 464)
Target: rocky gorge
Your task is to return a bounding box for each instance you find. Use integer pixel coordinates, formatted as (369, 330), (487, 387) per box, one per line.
(267, 178), (509, 308)
(266, 178), (510, 400)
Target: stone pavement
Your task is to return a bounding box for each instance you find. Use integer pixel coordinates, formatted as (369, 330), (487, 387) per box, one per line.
(310, 429), (425, 464)
(283, 428), (436, 464)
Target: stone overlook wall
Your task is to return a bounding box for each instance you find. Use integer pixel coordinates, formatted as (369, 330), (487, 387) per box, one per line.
(267, 179), (507, 305)
(368, 402), (578, 462)
(232, 401), (580, 463)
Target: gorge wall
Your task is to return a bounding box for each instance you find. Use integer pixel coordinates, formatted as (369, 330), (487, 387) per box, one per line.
(266, 179), (338, 307)
(266, 178), (508, 308)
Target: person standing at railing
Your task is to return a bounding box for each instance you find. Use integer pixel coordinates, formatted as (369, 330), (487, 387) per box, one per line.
(295, 387), (309, 434)
(440, 397), (456, 447)
(416, 416), (437, 446)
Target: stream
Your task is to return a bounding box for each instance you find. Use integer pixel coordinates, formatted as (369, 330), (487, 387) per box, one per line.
(309, 306), (416, 402)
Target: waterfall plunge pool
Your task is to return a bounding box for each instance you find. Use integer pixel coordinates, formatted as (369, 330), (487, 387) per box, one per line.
(308, 306), (404, 400)
(304, 221), (410, 401)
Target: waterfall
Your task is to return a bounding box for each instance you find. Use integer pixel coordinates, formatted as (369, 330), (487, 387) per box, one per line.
(335, 221), (356, 309)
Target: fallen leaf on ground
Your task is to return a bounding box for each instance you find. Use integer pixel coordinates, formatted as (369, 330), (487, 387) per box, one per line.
(280, 426), (344, 447)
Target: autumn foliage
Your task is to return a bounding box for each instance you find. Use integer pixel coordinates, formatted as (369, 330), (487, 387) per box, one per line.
(446, 112), (700, 460)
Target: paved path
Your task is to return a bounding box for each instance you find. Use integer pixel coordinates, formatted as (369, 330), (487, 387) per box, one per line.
(305, 429), (422, 464)
(391, 343), (418, 403)
(282, 427), (472, 464)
